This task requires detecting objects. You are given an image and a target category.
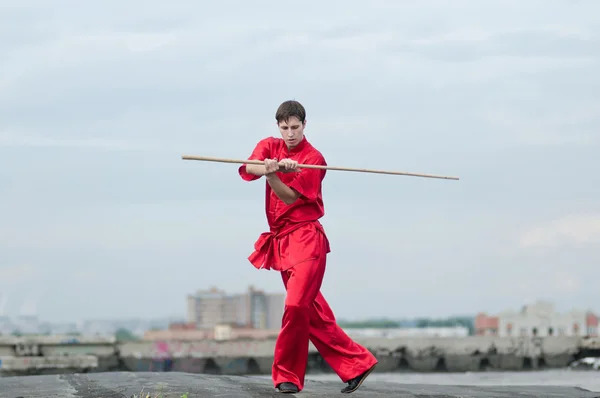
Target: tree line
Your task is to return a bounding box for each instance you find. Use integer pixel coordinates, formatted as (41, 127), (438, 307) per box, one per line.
(337, 316), (475, 335)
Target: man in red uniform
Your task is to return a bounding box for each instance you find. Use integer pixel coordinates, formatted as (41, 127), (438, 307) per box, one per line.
(238, 100), (378, 394)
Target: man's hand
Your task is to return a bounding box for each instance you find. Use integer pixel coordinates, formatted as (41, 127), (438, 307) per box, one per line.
(278, 158), (298, 173)
(264, 158), (280, 176)
(264, 158), (298, 176)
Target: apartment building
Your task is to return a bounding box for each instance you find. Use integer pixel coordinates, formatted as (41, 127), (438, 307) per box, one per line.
(186, 285), (285, 330)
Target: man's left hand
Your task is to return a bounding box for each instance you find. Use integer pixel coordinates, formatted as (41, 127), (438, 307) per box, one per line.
(278, 158), (298, 173)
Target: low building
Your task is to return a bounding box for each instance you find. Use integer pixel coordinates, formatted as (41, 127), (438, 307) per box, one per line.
(475, 301), (598, 337)
(143, 324), (279, 341)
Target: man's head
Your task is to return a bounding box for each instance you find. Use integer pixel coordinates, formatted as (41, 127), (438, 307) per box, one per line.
(275, 100), (306, 149)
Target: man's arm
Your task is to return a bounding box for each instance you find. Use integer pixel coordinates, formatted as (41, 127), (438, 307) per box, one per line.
(239, 138), (272, 181)
(264, 155), (325, 205)
(263, 158), (300, 205)
(246, 160), (297, 177)
(287, 154), (326, 201)
(245, 164), (267, 176)
(266, 173), (300, 205)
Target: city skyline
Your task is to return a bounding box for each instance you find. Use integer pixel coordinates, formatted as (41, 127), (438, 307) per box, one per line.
(1, 0), (599, 322)
(1, 274), (599, 323)
(2, 298), (599, 340)
(0, 291), (597, 326)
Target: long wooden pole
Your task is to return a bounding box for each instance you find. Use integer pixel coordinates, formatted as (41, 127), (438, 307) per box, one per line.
(181, 155), (459, 180)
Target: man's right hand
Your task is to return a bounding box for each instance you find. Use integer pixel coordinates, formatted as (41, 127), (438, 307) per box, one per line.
(264, 158), (280, 176)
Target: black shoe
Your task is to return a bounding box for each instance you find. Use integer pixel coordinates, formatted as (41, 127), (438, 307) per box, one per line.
(277, 382), (299, 393)
(341, 364), (376, 394)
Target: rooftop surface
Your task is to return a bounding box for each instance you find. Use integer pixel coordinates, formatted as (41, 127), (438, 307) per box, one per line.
(1, 372), (599, 397)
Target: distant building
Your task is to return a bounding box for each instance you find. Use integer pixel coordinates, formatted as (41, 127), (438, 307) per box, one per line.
(186, 286), (285, 330)
(11, 315), (40, 335)
(475, 300), (598, 337)
(267, 292), (285, 330)
(344, 327), (470, 339)
(143, 324), (280, 341)
(186, 287), (241, 329)
(168, 322), (196, 331)
(247, 286), (285, 329)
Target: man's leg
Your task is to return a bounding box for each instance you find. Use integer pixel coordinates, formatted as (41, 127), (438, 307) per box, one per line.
(271, 256), (326, 392)
(308, 291), (378, 393)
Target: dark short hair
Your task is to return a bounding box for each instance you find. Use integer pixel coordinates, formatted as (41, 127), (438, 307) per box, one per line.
(275, 100), (306, 124)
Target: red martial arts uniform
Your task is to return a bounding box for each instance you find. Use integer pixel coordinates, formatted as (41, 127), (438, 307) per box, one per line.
(239, 136), (378, 391)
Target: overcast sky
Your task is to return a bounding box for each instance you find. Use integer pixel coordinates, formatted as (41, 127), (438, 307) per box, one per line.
(1, 0), (599, 323)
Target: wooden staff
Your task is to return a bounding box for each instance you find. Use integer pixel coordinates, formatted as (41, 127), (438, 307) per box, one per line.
(181, 155), (459, 180)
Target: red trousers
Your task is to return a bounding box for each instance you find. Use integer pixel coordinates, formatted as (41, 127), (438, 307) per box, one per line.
(271, 242), (378, 391)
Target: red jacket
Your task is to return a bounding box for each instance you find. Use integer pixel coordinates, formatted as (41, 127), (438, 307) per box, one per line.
(239, 136), (331, 271)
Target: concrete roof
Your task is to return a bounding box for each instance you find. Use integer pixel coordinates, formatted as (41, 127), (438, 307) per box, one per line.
(1, 372), (599, 397)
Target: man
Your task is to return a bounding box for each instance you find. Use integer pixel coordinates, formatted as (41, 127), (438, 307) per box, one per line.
(238, 100), (378, 394)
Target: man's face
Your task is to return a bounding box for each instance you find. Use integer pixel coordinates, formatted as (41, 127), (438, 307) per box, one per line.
(278, 116), (305, 149)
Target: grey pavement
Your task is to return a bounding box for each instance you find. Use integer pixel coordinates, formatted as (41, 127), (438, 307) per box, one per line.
(0, 372), (599, 398)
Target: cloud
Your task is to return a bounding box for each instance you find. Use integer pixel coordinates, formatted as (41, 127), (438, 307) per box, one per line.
(0, 265), (35, 286)
(511, 270), (583, 298)
(479, 102), (600, 147)
(1, 0), (599, 321)
(0, 131), (158, 151)
(391, 29), (600, 62)
(519, 214), (600, 248)
(2, 1), (599, 152)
